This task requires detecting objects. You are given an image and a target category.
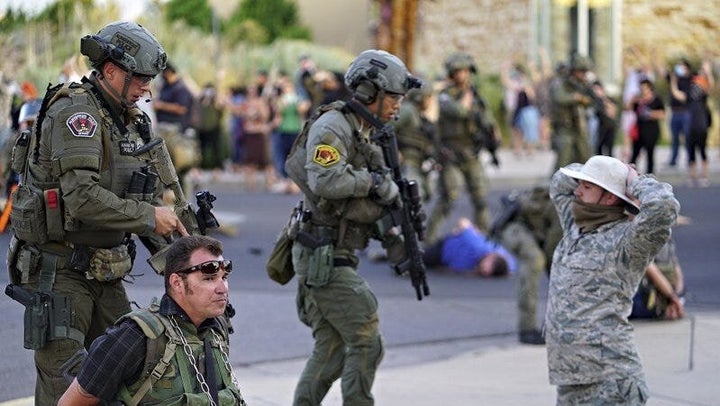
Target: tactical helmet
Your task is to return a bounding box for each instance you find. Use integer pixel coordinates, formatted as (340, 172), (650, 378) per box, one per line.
(344, 49), (420, 104)
(569, 54), (592, 72)
(81, 21), (167, 77)
(444, 53), (477, 76)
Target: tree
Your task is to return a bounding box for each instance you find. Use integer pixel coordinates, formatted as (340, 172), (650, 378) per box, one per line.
(165, 0), (213, 33)
(226, 0), (311, 45)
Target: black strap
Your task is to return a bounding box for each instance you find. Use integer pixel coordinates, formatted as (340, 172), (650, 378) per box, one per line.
(204, 335), (219, 404)
(82, 76), (129, 135)
(344, 99), (385, 131)
(333, 257), (355, 267)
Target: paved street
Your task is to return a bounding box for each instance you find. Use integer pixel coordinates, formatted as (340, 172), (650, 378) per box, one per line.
(1, 146), (719, 404)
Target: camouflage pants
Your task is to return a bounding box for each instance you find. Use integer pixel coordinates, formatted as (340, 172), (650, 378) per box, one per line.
(552, 128), (591, 172)
(426, 157), (488, 243)
(21, 253), (131, 405)
(556, 377), (648, 405)
(293, 253), (384, 406)
(500, 223), (546, 331)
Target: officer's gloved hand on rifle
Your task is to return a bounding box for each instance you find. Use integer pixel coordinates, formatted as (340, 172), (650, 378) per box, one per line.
(371, 171), (400, 206)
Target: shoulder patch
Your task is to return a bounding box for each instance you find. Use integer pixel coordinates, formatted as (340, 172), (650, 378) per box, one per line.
(313, 144), (340, 167)
(66, 112), (97, 138)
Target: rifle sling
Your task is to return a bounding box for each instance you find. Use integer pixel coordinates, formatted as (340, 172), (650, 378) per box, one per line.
(344, 100), (385, 131)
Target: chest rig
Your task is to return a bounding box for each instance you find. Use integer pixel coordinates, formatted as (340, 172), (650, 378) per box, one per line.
(117, 305), (245, 406)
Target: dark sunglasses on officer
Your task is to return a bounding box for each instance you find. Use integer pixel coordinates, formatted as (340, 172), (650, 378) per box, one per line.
(178, 259), (232, 276)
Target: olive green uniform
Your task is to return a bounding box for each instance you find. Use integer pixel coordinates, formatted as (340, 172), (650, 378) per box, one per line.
(426, 84), (493, 242)
(496, 186), (561, 333)
(8, 74), (167, 404)
(550, 76), (591, 171)
(288, 105), (391, 406)
(391, 99), (436, 201)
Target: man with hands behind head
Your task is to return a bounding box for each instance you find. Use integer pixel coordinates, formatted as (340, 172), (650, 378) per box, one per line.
(545, 155), (679, 405)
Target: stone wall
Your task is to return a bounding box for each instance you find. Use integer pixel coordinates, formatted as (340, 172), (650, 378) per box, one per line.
(413, 0), (532, 77)
(409, 0), (720, 77)
(622, 0), (720, 63)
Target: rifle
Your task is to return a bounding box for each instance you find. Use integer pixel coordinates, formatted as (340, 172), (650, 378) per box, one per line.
(346, 100), (430, 300)
(132, 137), (219, 272)
(568, 77), (610, 120)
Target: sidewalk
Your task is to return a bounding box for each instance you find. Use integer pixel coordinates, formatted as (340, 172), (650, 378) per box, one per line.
(233, 313), (720, 406)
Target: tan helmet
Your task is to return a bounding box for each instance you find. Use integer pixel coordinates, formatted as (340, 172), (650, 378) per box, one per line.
(81, 21), (167, 77)
(560, 155), (640, 214)
(444, 53), (477, 76)
(344, 49), (421, 104)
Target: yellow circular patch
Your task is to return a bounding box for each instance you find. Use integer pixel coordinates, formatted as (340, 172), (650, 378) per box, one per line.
(313, 145), (341, 167)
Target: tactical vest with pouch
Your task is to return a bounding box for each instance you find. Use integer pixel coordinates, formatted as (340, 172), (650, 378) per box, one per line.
(10, 79), (157, 249)
(116, 303), (246, 406)
(284, 101), (387, 251)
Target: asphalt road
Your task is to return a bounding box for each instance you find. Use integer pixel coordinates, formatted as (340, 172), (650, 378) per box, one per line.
(1, 180), (718, 402)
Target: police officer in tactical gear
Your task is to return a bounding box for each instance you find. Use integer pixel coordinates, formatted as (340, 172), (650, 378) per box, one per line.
(550, 53), (594, 171)
(425, 52), (499, 243)
(284, 49), (418, 405)
(390, 84), (437, 202)
(7, 21), (186, 404)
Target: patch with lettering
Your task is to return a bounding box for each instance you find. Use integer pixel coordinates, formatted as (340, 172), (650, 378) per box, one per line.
(118, 140), (136, 155)
(66, 112), (97, 138)
(313, 145), (340, 167)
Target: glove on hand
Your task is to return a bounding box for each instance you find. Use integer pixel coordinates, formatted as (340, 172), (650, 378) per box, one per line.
(372, 172), (399, 206)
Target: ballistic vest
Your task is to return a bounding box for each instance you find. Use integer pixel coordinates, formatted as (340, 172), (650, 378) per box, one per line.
(16, 77), (156, 248)
(116, 306), (246, 406)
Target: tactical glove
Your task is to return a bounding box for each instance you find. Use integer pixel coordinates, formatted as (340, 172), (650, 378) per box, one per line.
(371, 171), (399, 206)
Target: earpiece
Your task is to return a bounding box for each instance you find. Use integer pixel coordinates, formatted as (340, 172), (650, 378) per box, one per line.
(354, 79), (378, 104)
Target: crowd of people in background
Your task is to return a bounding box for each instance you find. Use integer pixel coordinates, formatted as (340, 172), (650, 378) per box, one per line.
(3, 46), (717, 199)
(1, 47), (713, 324)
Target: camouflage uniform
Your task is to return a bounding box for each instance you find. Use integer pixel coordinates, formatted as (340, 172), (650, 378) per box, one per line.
(550, 56), (593, 172)
(7, 22), (169, 404)
(426, 56), (495, 241)
(390, 89), (436, 201)
(546, 164), (679, 405)
(496, 185), (561, 334)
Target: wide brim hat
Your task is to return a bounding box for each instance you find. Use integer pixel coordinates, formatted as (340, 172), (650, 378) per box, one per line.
(560, 155), (640, 214)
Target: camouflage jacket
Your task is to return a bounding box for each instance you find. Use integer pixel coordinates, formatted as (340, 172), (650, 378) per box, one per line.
(545, 166), (680, 385)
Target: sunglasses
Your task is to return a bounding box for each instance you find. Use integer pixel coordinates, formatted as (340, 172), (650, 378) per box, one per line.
(114, 62), (155, 84)
(132, 74), (155, 84)
(385, 92), (404, 103)
(178, 259), (232, 275)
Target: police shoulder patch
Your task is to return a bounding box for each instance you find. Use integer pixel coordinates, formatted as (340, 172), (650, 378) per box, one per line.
(313, 145), (340, 167)
(66, 112), (98, 138)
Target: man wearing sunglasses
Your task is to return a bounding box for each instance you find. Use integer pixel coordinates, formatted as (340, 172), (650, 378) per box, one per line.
(60, 235), (247, 405)
(7, 21), (187, 405)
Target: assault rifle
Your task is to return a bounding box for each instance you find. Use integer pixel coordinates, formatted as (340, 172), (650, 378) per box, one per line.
(346, 100), (430, 300)
(132, 137), (219, 272)
(568, 77), (610, 121)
